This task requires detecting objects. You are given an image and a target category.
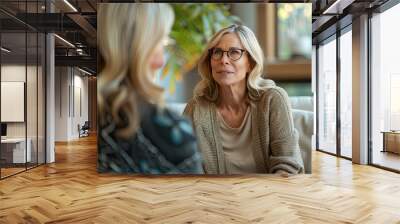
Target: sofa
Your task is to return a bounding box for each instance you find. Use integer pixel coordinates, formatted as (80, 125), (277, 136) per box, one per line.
(166, 96), (313, 174)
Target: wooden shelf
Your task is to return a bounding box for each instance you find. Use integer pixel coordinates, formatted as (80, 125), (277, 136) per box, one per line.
(264, 60), (311, 81)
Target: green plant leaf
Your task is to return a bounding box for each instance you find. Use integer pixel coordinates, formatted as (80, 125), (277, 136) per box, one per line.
(166, 4), (241, 94)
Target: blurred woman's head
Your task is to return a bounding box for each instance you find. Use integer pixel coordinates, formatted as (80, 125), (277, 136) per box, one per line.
(195, 24), (273, 101)
(98, 3), (174, 138)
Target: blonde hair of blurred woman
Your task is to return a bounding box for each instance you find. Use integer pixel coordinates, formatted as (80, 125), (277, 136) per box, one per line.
(194, 24), (274, 102)
(97, 3), (174, 138)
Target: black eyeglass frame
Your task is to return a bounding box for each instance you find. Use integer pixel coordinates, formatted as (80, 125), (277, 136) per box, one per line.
(208, 47), (246, 61)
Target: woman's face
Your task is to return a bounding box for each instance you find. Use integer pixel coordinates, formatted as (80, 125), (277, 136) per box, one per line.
(149, 40), (166, 71)
(210, 33), (251, 87)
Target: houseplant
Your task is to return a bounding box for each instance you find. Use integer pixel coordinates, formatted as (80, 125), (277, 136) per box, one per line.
(161, 3), (240, 93)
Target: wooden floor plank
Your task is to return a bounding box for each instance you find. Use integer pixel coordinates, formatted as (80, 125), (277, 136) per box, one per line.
(0, 135), (400, 223)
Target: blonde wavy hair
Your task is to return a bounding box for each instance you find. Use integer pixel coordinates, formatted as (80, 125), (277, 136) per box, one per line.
(194, 24), (274, 101)
(98, 3), (174, 138)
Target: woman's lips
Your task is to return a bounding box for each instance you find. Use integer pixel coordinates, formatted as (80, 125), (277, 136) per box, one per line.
(217, 70), (234, 74)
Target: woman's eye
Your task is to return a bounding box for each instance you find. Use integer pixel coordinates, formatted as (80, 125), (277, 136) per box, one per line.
(214, 49), (223, 55)
(230, 50), (240, 56)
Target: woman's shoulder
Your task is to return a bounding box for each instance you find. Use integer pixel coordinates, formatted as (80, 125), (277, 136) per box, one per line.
(183, 97), (211, 118)
(256, 81), (290, 102)
(98, 103), (202, 173)
(256, 83), (291, 111)
(261, 86), (290, 100)
(140, 104), (200, 163)
(186, 96), (210, 108)
(141, 105), (196, 146)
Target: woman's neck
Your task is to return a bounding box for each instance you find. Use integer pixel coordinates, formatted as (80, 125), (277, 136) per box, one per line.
(217, 81), (248, 111)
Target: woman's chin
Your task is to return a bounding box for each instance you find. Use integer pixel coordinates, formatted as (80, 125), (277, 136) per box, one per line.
(216, 79), (243, 87)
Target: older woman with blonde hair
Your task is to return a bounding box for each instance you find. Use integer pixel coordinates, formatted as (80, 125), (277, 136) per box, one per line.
(184, 24), (304, 174)
(97, 3), (203, 174)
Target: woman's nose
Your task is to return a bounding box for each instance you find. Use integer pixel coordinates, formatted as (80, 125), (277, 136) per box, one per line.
(220, 52), (230, 64)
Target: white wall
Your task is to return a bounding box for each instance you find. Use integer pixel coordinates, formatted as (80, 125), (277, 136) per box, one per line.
(55, 67), (69, 141)
(1, 65), (26, 81)
(55, 67), (89, 141)
(1, 66), (26, 135)
(1, 82), (25, 122)
(1, 65), (37, 138)
(1, 64), (46, 164)
(75, 73), (89, 122)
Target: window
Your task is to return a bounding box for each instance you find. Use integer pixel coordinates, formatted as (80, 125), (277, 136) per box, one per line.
(371, 2), (400, 171)
(277, 3), (312, 61)
(317, 36), (337, 154)
(339, 28), (352, 158)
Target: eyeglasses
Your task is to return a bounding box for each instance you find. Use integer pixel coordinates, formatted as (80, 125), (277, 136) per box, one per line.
(209, 47), (246, 61)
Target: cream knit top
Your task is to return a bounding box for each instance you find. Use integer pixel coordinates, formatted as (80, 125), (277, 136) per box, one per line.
(217, 106), (257, 174)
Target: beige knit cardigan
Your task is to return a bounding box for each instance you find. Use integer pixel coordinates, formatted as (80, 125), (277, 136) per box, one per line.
(183, 85), (304, 174)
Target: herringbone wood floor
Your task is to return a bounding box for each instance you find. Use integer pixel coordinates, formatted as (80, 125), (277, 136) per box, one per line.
(1, 135), (400, 223)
